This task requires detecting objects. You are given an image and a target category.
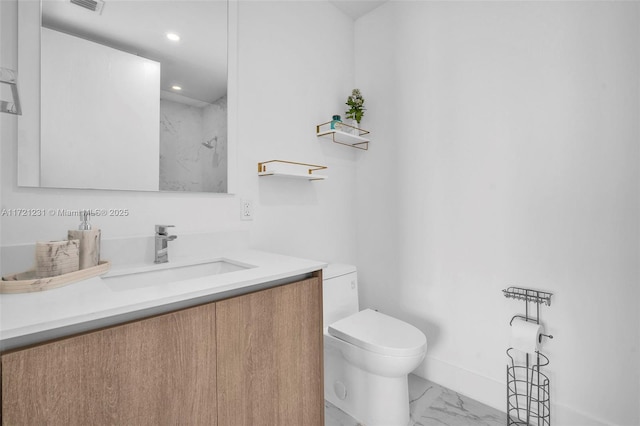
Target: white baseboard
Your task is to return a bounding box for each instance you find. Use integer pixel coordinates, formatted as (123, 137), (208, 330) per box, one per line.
(553, 402), (618, 426)
(413, 356), (615, 426)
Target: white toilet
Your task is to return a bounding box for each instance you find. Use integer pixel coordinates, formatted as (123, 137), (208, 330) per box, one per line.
(323, 264), (427, 426)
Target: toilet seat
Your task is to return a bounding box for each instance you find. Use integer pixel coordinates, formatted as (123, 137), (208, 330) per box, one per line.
(328, 309), (426, 357)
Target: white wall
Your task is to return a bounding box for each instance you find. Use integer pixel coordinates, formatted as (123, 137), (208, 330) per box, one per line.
(236, 0), (357, 263)
(1, 1), (357, 268)
(40, 28), (160, 191)
(355, 2), (639, 425)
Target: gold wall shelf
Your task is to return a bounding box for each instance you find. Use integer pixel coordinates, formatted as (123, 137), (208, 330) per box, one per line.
(316, 121), (370, 150)
(258, 160), (327, 181)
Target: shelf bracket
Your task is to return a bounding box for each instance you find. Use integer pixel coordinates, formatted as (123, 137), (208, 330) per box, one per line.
(316, 121), (370, 150)
(258, 160), (328, 181)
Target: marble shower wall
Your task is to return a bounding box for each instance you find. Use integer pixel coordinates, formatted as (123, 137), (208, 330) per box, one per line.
(159, 96), (228, 192)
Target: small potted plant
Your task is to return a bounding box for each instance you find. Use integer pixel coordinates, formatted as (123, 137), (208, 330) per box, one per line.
(345, 89), (365, 131)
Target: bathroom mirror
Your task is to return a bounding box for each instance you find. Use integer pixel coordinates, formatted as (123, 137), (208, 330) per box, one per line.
(17, 0), (235, 193)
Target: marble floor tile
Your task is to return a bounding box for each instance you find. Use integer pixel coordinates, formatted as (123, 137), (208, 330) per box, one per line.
(325, 400), (364, 426)
(325, 374), (506, 426)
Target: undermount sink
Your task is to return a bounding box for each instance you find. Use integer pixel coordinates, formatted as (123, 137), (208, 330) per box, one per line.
(103, 259), (254, 291)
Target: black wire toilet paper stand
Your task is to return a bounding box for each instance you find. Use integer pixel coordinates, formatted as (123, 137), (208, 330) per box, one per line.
(503, 287), (553, 426)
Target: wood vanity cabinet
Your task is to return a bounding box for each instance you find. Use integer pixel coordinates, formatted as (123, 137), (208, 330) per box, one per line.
(0, 274), (324, 426)
(1, 303), (218, 425)
(216, 275), (324, 425)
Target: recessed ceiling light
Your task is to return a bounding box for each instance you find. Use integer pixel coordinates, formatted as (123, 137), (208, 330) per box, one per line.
(166, 32), (180, 42)
(171, 85), (182, 91)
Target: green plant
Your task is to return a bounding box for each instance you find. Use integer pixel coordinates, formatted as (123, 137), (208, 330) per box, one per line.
(345, 89), (365, 124)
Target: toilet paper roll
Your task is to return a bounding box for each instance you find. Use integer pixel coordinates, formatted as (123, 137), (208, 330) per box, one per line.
(510, 318), (543, 354)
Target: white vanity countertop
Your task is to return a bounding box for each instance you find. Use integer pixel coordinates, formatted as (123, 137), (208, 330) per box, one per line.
(0, 249), (327, 351)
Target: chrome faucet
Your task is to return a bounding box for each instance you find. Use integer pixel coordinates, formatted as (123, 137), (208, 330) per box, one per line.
(154, 225), (177, 264)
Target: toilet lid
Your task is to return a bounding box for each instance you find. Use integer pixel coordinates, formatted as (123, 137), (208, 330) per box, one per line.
(328, 309), (427, 357)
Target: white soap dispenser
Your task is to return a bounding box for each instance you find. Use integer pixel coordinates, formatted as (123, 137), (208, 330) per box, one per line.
(68, 210), (101, 269)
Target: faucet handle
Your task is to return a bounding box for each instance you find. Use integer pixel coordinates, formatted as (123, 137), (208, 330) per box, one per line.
(155, 224), (175, 235)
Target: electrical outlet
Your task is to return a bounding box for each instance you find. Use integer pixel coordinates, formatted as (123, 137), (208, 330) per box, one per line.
(241, 199), (253, 220)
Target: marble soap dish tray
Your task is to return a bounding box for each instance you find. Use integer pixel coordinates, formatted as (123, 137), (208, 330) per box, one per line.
(0, 261), (111, 294)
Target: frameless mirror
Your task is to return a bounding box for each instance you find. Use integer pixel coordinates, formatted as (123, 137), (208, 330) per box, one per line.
(18, 0), (232, 193)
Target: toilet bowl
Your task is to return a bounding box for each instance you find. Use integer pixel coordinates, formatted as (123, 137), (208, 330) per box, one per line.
(323, 265), (427, 426)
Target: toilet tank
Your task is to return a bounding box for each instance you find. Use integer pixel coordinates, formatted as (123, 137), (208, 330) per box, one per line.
(322, 264), (358, 328)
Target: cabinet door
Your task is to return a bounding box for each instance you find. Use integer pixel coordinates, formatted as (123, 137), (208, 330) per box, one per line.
(216, 276), (324, 426)
(1, 303), (217, 425)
